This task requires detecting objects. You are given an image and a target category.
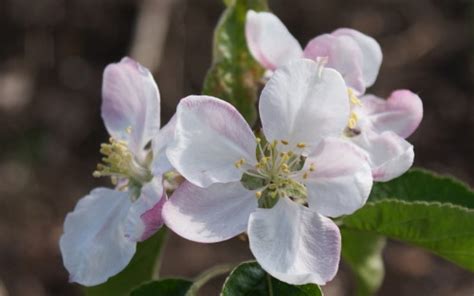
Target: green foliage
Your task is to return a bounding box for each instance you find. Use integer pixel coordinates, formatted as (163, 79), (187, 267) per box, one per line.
(130, 279), (192, 296)
(369, 168), (474, 208)
(202, 0), (268, 125)
(85, 228), (168, 296)
(341, 229), (386, 296)
(221, 261), (323, 296)
(343, 169), (474, 273)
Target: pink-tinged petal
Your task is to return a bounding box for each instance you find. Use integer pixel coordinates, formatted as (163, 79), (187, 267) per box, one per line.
(59, 188), (135, 286)
(351, 131), (414, 182)
(304, 34), (365, 94)
(260, 59), (349, 153)
(333, 28), (382, 87)
(152, 114), (177, 175)
(102, 57), (161, 157)
(248, 197), (341, 285)
(245, 10), (303, 70)
(163, 181), (257, 243)
(360, 90), (423, 138)
(304, 138), (373, 217)
(125, 178), (165, 242)
(167, 96), (257, 187)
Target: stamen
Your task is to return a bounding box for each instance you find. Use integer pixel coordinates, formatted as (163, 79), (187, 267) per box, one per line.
(234, 158), (245, 168)
(348, 112), (358, 129)
(309, 163), (316, 172)
(315, 56), (328, 77)
(297, 142), (306, 149)
(348, 88), (362, 106)
(281, 140), (289, 145)
(255, 191), (262, 198)
(93, 137), (152, 184)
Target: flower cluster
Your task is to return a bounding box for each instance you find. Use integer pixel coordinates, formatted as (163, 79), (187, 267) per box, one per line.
(245, 10), (423, 182)
(60, 11), (423, 288)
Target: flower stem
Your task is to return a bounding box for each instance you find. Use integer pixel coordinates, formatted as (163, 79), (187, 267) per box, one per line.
(152, 227), (169, 279)
(185, 264), (235, 296)
(266, 272), (274, 296)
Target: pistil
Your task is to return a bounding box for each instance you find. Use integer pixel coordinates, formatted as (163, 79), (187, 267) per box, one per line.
(239, 138), (315, 208)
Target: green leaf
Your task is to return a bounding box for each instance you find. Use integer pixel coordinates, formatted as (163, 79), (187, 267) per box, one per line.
(130, 279), (192, 296)
(221, 261), (323, 296)
(341, 229), (386, 296)
(369, 168), (474, 208)
(343, 169), (474, 274)
(85, 227), (168, 296)
(202, 0), (268, 125)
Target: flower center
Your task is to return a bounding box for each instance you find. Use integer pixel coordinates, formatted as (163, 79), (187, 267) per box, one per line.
(93, 137), (153, 190)
(238, 138), (315, 208)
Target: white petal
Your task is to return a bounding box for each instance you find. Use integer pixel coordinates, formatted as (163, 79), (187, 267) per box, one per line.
(304, 138), (373, 217)
(102, 57), (161, 156)
(125, 178), (165, 242)
(259, 59), (349, 153)
(163, 181), (257, 243)
(333, 28), (382, 87)
(167, 96), (256, 187)
(359, 90), (423, 139)
(245, 10), (303, 70)
(248, 197), (341, 285)
(59, 188), (135, 286)
(152, 114), (177, 175)
(304, 34), (366, 94)
(351, 131), (414, 182)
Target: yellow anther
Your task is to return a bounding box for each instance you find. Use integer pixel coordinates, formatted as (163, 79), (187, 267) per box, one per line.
(256, 137), (261, 143)
(348, 112), (358, 129)
(234, 158), (245, 168)
(126, 126), (132, 134)
(282, 163), (289, 170)
(92, 171), (102, 178)
(255, 191), (262, 198)
(281, 140), (289, 145)
(309, 163), (316, 172)
(348, 88), (362, 106)
(303, 172), (309, 179)
(260, 157), (268, 164)
(297, 142), (306, 149)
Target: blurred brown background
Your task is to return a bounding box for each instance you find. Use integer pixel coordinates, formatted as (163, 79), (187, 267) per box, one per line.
(1, 0), (474, 295)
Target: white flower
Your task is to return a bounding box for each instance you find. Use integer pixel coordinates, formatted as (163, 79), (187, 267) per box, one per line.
(348, 90), (423, 181)
(245, 10), (423, 182)
(59, 57), (175, 286)
(163, 59), (373, 285)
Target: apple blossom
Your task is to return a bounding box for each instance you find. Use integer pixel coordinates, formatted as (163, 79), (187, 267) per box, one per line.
(245, 10), (423, 182)
(59, 57), (175, 286)
(163, 59), (373, 285)
(347, 89), (423, 181)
